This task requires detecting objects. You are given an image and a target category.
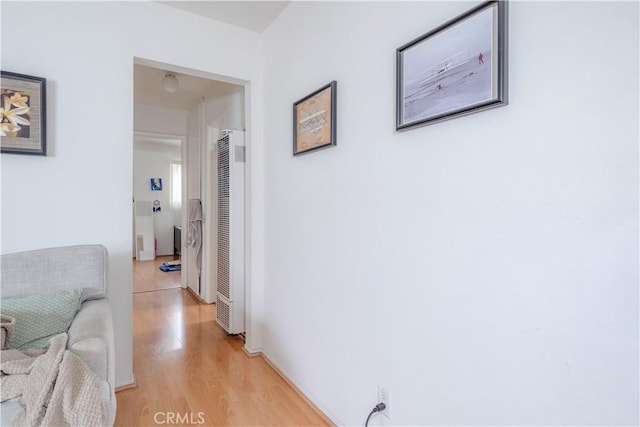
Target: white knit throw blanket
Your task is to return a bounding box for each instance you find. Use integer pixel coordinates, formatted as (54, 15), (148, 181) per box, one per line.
(0, 333), (106, 426)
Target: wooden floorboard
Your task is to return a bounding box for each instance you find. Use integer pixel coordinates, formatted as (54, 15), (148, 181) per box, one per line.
(115, 282), (332, 426)
(132, 256), (181, 293)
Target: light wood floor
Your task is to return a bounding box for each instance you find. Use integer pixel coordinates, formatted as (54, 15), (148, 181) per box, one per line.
(133, 256), (181, 293)
(115, 287), (331, 426)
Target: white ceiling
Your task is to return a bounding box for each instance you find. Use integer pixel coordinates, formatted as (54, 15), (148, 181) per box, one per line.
(158, 1), (289, 33)
(134, 64), (240, 110)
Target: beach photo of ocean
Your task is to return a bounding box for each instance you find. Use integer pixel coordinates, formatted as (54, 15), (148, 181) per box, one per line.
(400, 4), (497, 125)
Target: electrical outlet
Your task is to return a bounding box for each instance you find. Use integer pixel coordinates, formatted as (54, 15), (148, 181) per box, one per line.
(378, 385), (390, 419)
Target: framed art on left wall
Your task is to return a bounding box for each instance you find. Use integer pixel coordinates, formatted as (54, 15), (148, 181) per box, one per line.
(0, 71), (47, 155)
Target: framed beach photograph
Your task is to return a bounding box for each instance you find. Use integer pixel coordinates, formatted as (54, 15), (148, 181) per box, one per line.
(0, 71), (47, 155)
(396, 1), (508, 131)
(293, 81), (337, 156)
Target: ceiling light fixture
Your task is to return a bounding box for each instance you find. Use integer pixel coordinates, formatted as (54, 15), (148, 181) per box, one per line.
(162, 73), (179, 93)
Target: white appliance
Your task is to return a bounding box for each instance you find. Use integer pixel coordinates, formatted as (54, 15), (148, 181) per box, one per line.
(215, 130), (245, 334)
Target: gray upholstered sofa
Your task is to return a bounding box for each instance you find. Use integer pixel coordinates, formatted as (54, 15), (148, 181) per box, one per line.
(0, 244), (116, 426)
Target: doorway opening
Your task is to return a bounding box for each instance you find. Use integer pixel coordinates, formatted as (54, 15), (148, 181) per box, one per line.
(132, 58), (249, 332)
(133, 131), (185, 293)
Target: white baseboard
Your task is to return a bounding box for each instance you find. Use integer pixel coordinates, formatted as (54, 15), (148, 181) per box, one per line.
(115, 373), (137, 391)
(259, 351), (341, 426)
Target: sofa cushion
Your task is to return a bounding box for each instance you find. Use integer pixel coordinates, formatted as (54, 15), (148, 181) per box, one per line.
(0, 289), (82, 349)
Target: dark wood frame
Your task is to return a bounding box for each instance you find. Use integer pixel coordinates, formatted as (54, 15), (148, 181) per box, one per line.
(293, 81), (337, 156)
(396, 1), (508, 131)
(0, 71), (47, 155)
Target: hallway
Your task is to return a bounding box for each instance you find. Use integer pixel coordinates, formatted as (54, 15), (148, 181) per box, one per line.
(114, 287), (331, 426)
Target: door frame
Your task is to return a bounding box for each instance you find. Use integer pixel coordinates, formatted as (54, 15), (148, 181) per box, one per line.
(132, 131), (188, 287)
(133, 57), (262, 352)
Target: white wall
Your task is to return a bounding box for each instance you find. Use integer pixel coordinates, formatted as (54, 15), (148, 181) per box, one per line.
(262, 2), (639, 426)
(1, 1), (263, 387)
(204, 84), (245, 131)
(133, 141), (181, 256)
(134, 103), (189, 136)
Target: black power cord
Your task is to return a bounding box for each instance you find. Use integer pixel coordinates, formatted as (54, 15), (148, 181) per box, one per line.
(364, 402), (386, 427)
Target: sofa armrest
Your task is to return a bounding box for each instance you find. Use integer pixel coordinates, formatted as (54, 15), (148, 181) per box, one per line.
(67, 299), (115, 390)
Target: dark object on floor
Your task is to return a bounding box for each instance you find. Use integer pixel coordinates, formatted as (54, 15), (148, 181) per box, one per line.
(159, 263), (181, 272)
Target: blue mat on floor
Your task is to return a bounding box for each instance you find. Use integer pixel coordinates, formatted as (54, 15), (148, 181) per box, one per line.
(159, 263), (181, 272)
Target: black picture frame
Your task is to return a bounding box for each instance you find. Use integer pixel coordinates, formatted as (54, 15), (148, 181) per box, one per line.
(293, 81), (337, 156)
(396, 1), (508, 131)
(0, 71), (47, 155)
